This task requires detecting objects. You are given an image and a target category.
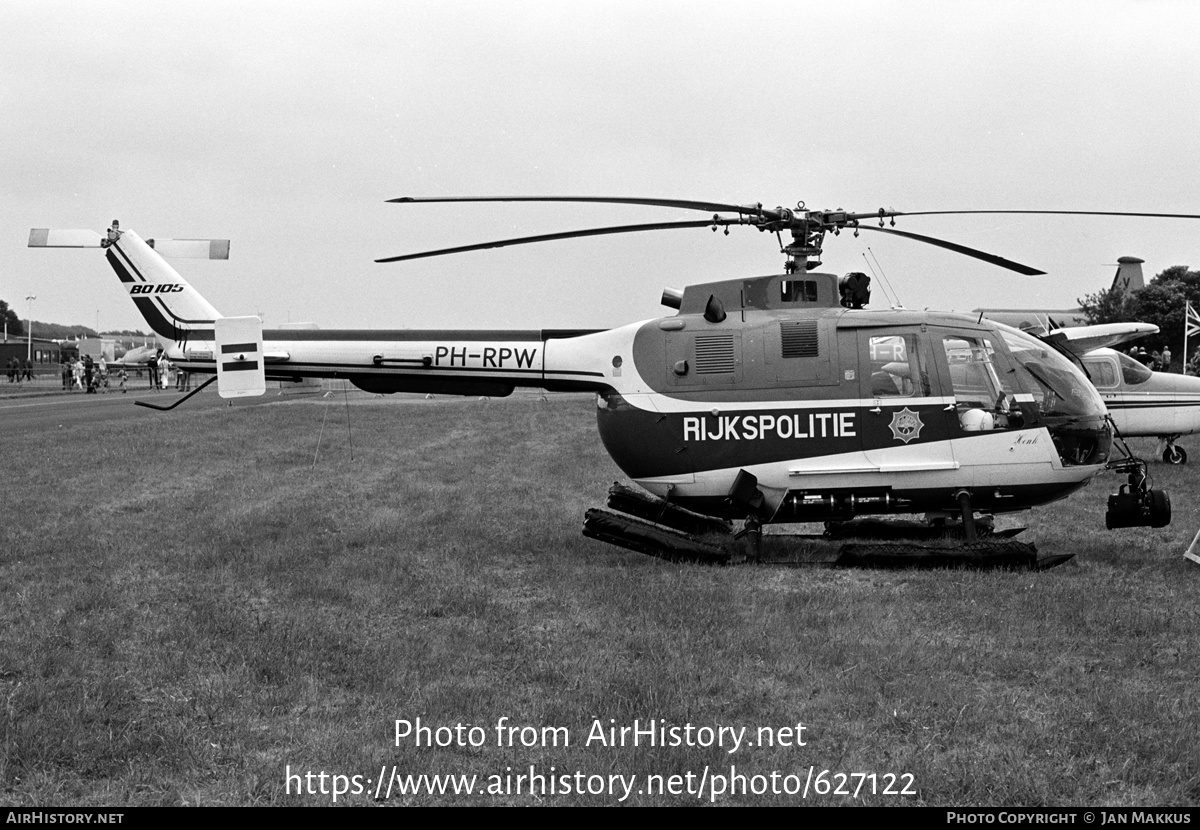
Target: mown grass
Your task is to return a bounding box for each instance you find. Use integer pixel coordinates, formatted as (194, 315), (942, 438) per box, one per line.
(1, 393), (1198, 806)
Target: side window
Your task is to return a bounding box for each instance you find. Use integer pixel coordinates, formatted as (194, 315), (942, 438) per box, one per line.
(1082, 357), (1119, 389)
(780, 279), (819, 303)
(942, 335), (1023, 430)
(867, 334), (931, 397)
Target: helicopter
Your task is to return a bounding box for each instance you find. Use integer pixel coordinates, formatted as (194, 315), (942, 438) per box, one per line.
(30, 199), (1194, 564)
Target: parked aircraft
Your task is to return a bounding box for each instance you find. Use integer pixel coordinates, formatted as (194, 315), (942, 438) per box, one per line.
(29, 210), (1180, 563)
(1078, 347), (1200, 464)
(974, 257), (1145, 335)
(112, 344), (158, 367)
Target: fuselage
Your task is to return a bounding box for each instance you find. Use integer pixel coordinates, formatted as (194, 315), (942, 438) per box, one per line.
(103, 228), (1114, 525)
(158, 273), (1113, 524)
(1081, 348), (1200, 439)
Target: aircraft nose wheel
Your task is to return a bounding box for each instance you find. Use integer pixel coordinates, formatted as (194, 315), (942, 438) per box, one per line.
(1163, 445), (1188, 465)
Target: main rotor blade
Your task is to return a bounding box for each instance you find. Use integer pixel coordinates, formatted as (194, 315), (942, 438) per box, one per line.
(857, 225), (1046, 275)
(888, 209), (1200, 221)
(387, 195), (770, 216)
(375, 218), (741, 263)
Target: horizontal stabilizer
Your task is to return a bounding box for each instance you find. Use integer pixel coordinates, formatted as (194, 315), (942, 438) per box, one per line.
(1043, 322), (1159, 355)
(28, 228), (229, 259)
(146, 238), (230, 259)
(28, 229), (103, 248)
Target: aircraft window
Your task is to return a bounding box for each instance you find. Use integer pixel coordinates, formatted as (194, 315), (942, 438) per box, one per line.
(997, 329), (1106, 419)
(1115, 352), (1152, 385)
(1082, 357), (1119, 388)
(780, 279), (818, 303)
(868, 335), (931, 397)
(943, 335), (1013, 429)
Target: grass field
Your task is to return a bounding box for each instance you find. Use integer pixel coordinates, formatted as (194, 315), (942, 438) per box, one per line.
(1, 392), (1198, 806)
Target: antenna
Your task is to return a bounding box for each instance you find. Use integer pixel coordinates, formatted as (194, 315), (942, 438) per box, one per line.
(860, 252), (896, 307)
(343, 379), (354, 462)
(867, 247), (904, 308)
(312, 378), (355, 467)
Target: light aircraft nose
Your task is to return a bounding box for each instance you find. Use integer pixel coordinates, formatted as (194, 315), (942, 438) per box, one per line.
(1141, 371), (1200, 440)
(1158, 372), (1200, 394)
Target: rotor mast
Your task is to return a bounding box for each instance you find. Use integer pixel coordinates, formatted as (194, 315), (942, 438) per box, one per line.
(779, 208), (828, 273)
(763, 204), (870, 273)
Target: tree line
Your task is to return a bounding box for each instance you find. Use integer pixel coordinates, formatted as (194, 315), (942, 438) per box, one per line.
(0, 298), (149, 340)
(0, 299), (22, 336)
(1078, 265), (1200, 360)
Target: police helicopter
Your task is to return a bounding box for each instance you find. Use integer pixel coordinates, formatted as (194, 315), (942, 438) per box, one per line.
(30, 200), (1194, 566)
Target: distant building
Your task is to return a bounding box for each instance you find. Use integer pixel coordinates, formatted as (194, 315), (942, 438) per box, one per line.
(77, 337), (117, 362)
(0, 334), (61, 368)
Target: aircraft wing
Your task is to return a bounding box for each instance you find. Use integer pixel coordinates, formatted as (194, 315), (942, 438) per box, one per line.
(976, 308), (1088, 335)
(1041, 322), (1159, 356)
(108, 346), (159, 366)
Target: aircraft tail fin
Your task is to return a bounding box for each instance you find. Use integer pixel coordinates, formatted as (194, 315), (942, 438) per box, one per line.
(30, 221), (226, 341)
(1110, 256), (1145, 296)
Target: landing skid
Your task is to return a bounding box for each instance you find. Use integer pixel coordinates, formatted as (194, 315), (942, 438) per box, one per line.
(823, 516), (1028, 541)
(582, 484), (1071, 571)
(833, 542), (1070, 571)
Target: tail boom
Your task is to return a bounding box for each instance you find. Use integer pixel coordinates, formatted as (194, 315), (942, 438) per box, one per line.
(31, 221), (629, 399)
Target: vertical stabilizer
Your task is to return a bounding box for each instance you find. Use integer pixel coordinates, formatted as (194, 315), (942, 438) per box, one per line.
(30, 221), (229, 342)
(102, 226), (223, 340)
(1111, 256), (1145, 296)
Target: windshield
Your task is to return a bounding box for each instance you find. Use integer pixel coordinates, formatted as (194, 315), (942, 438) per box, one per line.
(997, 328), (1106, 419)
(1115, 352), (1153, 385)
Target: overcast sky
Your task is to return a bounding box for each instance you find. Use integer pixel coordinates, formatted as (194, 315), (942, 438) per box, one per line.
(4, 0), (1200, 333)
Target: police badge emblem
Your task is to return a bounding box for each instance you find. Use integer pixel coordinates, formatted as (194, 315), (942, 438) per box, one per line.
(888, 407), (924, 444)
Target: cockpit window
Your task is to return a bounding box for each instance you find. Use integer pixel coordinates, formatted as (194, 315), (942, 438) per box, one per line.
(1115, 352), (1153, 385)
(997, 329), (1106, 419)
(944, 336), (1004, 404)
(942, 335), (1020, 430)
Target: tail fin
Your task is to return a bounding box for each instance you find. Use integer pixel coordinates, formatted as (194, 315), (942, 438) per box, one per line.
(1110, 256), (1145, 296)
(30, 221), (227, 341)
